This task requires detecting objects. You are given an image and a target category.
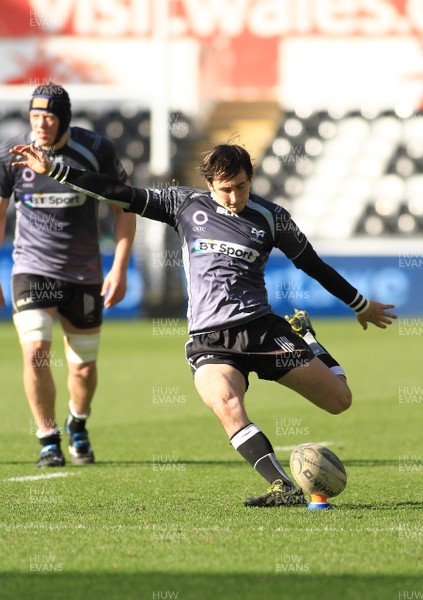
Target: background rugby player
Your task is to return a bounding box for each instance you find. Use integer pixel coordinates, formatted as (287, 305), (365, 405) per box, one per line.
(0, 85), (136, 467)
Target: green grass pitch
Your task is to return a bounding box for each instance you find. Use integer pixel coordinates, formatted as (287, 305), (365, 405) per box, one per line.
(0, 317), (421, 600)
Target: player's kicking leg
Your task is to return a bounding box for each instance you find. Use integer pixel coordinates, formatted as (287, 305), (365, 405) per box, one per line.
(240, 310), (352, 505)
(193, 363), (307, 507)
(283, 308), (352, 413)
(286, 308), (347, 378)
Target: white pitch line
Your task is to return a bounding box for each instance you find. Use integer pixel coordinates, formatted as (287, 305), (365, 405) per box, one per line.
(4, 472), (77, 482)
(274, 441), (337, 451)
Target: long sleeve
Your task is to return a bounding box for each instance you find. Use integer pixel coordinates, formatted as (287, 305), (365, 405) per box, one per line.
(47, 163), (146, 211)
(293, 243), (369, 313)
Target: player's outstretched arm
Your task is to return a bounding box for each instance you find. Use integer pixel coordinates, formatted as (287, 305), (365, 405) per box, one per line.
(9, 143), (136, 210)
(356, 300), (397, 330)
(292, 244), (398, 332)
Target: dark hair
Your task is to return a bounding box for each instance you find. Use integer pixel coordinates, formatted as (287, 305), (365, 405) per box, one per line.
(29, 83), (71, 143)
(197, 143), (254, 183)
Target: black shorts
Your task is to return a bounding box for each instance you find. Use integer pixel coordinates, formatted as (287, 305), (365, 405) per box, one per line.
(12, 273), (103, 329)
(185, 313), (314, 386)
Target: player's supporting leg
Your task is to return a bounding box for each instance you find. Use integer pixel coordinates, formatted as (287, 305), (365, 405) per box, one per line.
(194, 363), (306, 507)
(22, 338), (56, 430)
(61, 317), (99, 465)
(13, 307), (65, 467)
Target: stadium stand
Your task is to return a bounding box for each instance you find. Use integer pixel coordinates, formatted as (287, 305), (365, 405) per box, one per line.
(1, 104), (422, 240)
(254, 108), (423, 238)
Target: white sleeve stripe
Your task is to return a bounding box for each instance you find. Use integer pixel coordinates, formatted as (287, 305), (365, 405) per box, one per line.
(354, 299), (370, 314)
(54, 163), (64, 181)
(57, 181), (130, 208)
(138, 188), (150, 217)
(58, 165), (70, 184)
(46, 161), (56, 176)
(48, 161), (67, 182)
(349, 291), (361, 307)
(289, 241), (308, 261)
(46, 161), (129, 207)
(349, 292), (370, 313)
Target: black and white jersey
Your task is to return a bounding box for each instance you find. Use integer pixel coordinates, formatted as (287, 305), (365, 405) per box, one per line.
(0, 127), (127, 284)
(46, 165), (368, 334)
(136, 186), (308, 333)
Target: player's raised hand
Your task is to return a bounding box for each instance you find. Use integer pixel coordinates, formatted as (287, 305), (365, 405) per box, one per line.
(9, 144), (53, 175)
(356, 300), (397, 330)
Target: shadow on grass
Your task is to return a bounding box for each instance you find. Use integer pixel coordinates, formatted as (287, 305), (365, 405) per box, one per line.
(343, 459), (402, 467)
(0, 461), (38, 465)
(60, 458), (408, 468)
(0, 572), (421, 600)
(0, 459), (242, 469)
(341, 501), (423, 511)
(0, 458), (406, 468)
(95, 459), (243, 467)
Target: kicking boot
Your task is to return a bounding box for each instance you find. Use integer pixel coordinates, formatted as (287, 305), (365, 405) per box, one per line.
(285, 308), (315, 337)
(244, 479), (307, 507)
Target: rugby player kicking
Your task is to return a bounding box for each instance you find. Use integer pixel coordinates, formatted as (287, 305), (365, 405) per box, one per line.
(9, 141), (396, 505)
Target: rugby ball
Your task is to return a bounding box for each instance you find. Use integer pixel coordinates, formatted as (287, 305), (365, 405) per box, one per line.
(289, 443), (347, 498)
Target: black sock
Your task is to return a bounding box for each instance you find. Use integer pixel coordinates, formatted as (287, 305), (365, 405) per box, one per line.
(38, 431), (61, 448)
(67, 415), (87, 435)
(303, 331), (345, 376)
(230, 423), (293, 486)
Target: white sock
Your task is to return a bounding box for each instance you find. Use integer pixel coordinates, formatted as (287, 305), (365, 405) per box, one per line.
(69, 400), (90, 420)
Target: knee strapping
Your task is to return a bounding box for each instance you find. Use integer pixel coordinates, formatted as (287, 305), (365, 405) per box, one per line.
(64, 332), (100, 364)
(13, 309), (53, 343)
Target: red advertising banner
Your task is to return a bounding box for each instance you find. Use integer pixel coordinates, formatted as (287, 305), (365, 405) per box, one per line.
(0, 0), (421, 38)
(1, 0), (423, 104)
